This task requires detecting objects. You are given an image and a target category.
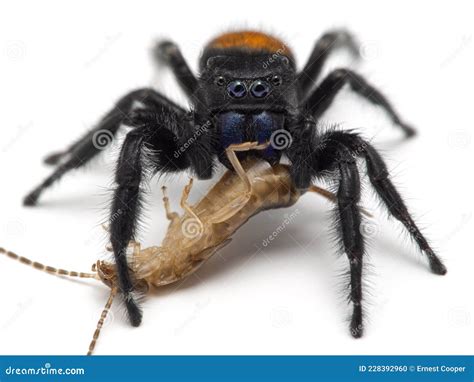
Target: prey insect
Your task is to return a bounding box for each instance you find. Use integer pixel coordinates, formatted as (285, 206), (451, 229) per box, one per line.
(3, 142), (365, 354)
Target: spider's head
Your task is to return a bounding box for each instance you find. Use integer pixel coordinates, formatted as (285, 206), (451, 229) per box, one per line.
(197, 53), (298, 114)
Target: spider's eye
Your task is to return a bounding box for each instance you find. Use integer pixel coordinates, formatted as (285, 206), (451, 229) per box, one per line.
(214, 76), (226, 86)
(227, 80), (247, 98)
(250, 80), (271, 98)
(271, 75), (282, 86)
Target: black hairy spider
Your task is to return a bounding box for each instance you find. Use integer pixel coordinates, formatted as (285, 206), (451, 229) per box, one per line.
(23, 30), (446, 337)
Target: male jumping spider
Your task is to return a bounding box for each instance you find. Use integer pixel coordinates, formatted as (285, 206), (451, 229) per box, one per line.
(23, 30), (446, 338)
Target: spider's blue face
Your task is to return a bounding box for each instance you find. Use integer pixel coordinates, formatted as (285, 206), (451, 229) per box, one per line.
(216, 110), (285, 167)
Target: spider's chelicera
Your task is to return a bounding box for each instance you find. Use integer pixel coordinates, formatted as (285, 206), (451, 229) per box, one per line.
(23, 30), (446, 338)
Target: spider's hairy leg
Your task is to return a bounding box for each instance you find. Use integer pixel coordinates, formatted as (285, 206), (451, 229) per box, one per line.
(323, 131), (447, 275)
(110, 106), (213, 326)
(287, 124), (446, 337)
(324, 148), (366, 337)
(23, 88), (184, 206)
(304, 69), (416, 138)
(337, 155), (365, 338)
(298, 29), (360, 96)
(153, 40), (199, 98)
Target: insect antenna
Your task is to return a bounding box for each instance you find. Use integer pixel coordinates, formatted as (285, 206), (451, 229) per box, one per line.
(0, 247), (98, 279)
(87, 288), (117, 355)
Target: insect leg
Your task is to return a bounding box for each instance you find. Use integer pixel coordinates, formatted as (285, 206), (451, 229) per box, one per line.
(161, 186), (179, 222)
(308, 185), (373, 218)
(225, 141), (269, 193)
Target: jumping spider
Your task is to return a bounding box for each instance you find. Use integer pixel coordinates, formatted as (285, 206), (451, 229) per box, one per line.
(23, 30), (446, 338)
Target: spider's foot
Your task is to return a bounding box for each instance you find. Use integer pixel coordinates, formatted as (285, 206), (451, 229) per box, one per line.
(124, 293), (143, 327)
(23, 190), (41, 206)
(43, 151), (64, 166)
(350, 303), (364, 339)
(401, 123), (417, 138)
(154, 40), (179, 62)
(428, 254), (448, 275)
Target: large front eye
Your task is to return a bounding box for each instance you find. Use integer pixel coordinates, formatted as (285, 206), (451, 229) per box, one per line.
(250, 80), (271, 98)
(227, 80), (247, 98)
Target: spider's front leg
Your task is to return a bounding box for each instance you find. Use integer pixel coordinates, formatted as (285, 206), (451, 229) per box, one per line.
(109, 106), (214, 326)
(23, 88), (184, 206)
(153, 40), (199, 99)
(287, 125), (446, 337)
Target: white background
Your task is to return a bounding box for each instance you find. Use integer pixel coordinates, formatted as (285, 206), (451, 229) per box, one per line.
(0, 0), (472, 355)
